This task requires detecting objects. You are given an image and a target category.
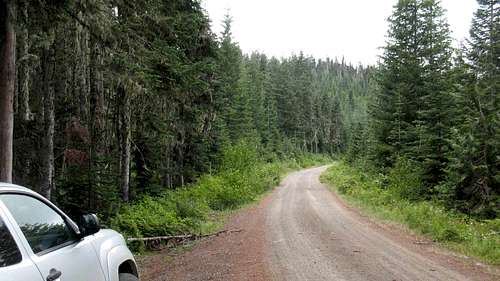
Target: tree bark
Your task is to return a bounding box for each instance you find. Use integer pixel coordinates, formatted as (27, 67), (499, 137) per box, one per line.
(89, 38), (104, 208)
(41, 47), (55, 199)
(118, 82), (131, 202)
(73, 15), (89, 122)
(17, 1), (30, 121)
(90, 41), (104, 142)
(0, 0), (16, 183)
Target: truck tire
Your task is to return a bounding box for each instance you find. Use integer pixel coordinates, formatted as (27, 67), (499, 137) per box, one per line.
(119, 273), (139, 281)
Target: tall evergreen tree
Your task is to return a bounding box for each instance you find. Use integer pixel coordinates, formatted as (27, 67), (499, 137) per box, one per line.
(416, 0), (454, 186)
(374, 0), (454, 189)
(442, 0), (499, 216)
(217, 13), (243, 143)
(374, 0), (423, 166)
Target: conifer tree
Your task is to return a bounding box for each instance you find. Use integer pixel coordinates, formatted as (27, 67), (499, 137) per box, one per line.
(374, 0), (423, 166)
(442, 0), (499, 216)
(416, 0), (454, 186)
(374, 0), (454, 189)
(217, 13), (243, 143)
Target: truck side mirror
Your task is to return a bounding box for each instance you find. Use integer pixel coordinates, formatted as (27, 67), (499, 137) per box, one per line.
(78, 213), (100, 237)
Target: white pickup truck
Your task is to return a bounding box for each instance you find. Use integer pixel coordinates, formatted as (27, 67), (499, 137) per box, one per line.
(0, 183), (139, 281)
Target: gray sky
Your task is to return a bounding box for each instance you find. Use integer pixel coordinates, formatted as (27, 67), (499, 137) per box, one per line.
(202, 0), (478, 65)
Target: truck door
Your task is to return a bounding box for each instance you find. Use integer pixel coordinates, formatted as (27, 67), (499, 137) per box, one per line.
(0, 212), (43, 281)
(0, 194), (106, 281)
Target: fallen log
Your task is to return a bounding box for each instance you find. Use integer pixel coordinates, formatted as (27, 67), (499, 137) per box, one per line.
(126, 229), (243, 242)
(127, 234), (193, 242)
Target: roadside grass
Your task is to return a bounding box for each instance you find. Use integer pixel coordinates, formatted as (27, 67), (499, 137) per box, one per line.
(320, 162), (500, 265)
(110, 142), (332, 252)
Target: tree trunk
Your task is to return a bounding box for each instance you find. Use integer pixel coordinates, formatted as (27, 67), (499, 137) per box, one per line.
(17, 1), (30, 121)
(118, 82), (131, 202)
(90, 41), (104, 142)
(89, 38), (104, 208)
(41, 48), (55, 199)
(73, 15), (89, 122)
(0, 0), (16, 183)
(79, 28), (89, 122)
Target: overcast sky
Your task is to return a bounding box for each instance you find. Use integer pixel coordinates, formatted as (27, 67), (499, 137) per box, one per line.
(202, 0), (478, 65)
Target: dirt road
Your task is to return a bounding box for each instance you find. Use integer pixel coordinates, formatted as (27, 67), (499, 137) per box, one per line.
(141, 166), (498, 281)
(266, 166), (496, 281)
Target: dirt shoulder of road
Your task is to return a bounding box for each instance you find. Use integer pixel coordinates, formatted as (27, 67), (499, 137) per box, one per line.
(136, 190), (276, 281)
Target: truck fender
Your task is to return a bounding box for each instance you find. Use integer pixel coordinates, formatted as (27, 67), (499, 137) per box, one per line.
(106, 245), (138, 281)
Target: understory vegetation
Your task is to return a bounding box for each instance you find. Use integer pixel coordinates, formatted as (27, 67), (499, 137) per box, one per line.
(110, 142), (331, 251)
(321, 162), (500, 265)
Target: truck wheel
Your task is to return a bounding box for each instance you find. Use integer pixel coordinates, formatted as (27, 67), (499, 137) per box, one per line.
(119, 273), (139, 281)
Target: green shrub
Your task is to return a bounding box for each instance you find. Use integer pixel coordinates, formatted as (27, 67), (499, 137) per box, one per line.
(109, 195), (202, 238)
(437, 228), (462, 242)
(220, 140), (260, 173)
(171, 189), (209, 221)
(388, 157), (424, 201)
(199, 171), (255, 210)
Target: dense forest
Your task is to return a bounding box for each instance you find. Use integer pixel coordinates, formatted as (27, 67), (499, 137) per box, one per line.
(0, 0), (372, 218)
(0, 0), (498, 222)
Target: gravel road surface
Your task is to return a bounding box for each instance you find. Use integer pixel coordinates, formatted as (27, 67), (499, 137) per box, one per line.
(140, 166), (498, 281)
(267, 166), (495, 281)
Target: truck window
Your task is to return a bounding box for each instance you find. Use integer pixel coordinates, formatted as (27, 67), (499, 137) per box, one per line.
(0, 216), (22, 267)
(0, 195), (77, 255)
